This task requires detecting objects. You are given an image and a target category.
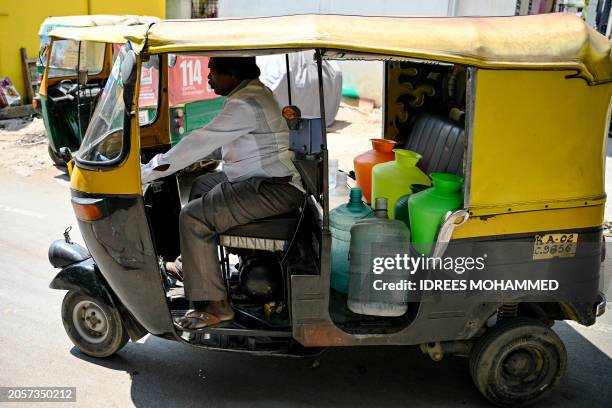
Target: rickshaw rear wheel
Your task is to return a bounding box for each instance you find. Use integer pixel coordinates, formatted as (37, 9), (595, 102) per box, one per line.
(48, 145), (66, 167)
(469, 317), (566, 407)
(61, 291), (129, 358)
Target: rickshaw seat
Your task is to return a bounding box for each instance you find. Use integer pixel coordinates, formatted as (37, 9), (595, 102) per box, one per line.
(221, 210), (300, 240)
(401, 113), (465, 175)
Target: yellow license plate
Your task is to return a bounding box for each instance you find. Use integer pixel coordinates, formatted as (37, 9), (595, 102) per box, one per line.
(533, 233), (578, 260)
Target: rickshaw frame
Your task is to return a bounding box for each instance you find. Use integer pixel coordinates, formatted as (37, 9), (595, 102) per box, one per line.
(48, 13), (612, 406)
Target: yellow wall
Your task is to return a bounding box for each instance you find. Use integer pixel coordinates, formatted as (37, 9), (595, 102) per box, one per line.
(0, 0), (165, 100)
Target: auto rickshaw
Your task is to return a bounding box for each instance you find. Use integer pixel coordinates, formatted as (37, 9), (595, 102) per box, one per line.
(37, 15), (159, 165)
(47, 14), (611, 407)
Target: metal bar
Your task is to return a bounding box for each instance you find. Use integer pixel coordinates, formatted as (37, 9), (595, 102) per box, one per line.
(198, 327), (293, 338)
(76, 41), (82, 140)
(463, 67), (477, 209)
(285, 53), (292, 105)
(315, 49), (329, 229)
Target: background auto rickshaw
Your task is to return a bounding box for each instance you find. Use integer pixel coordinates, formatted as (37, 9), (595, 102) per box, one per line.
(48, 14), (611, 407)
(37, 15), (159, 165)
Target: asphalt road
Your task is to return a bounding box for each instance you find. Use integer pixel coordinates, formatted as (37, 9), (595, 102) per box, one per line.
(0, 165), (610, 408)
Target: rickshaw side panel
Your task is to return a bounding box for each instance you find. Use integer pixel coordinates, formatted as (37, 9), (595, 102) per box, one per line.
(466, 69), (611, 216)
(292, 226), (602, 347)
(71, 191), (173, 336)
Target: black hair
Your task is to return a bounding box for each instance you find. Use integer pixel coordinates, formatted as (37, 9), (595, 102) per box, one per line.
(210, 57), (261, 80)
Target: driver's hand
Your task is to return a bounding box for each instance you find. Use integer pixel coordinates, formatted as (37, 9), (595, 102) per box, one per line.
(141, 154), (170, 185)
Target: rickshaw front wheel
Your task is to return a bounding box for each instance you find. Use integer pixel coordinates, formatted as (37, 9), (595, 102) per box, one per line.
(469, 317), (566, 407)
(48, 145), (66, 167)
(61, 291), (129, 358)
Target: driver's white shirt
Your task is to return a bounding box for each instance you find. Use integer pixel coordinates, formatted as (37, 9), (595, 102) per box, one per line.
(141, 79), (302, 191)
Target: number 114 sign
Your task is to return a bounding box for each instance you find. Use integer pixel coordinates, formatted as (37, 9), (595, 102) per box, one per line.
(169, 55), (217, 105)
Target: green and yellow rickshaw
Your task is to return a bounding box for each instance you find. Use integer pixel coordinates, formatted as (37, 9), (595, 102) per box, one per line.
(41, 19), (225, 166)
(47, 14), (611, 407)
(37, 15), (159, 165)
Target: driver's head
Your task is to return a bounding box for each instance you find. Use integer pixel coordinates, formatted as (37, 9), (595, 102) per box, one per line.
(208, 57), (261, 96)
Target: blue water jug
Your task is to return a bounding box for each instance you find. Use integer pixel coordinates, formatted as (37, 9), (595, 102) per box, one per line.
(330, 187), (372, 293)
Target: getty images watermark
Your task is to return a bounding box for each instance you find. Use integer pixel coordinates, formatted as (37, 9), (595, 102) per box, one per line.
(370, 253), (560, 293)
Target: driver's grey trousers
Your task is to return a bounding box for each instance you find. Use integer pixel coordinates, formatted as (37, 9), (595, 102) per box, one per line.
(180, 171), (304, 301)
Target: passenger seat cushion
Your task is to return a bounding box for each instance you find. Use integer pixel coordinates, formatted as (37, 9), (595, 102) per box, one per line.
(400, 113), (465, 175)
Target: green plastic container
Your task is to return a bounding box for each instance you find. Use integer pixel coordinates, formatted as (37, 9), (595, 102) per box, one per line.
(347, 198), (412, 316)
(330, 188), (373, 294)
(371, 149), (431, 219)
(408, 173), (464, 256)
(395, 184), (430, 228)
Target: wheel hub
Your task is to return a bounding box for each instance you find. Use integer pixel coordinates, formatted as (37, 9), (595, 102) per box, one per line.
(504, 350), (535, 378)
(72, 300), (109, 344)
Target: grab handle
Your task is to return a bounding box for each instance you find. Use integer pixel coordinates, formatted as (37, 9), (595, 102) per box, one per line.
(431, 209), (469, 258)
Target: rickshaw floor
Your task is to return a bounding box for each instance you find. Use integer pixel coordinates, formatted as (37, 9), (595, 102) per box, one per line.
(170, 303), (291, 331)
(329, 289), (414, 335)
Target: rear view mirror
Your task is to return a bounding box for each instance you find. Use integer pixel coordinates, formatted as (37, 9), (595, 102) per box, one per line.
(121, 49), (137, 110)
(168, 54), (177, 68)
(120, 49), (137, 86)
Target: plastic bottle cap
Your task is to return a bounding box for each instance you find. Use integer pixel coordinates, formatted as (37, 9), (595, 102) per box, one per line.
(374, 197), (388, 210)
(349, 187), (362, 203)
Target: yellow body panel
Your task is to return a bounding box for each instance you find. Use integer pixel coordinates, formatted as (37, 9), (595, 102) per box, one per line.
(70, 150), (142, 195)
(467, 70), (612, 216)
(129, 14), (612, 84)
(70, 59), (143, 196)
(452, 205), (604, 239)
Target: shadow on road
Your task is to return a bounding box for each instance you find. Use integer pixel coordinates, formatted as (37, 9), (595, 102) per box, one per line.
(68, 320), (611, 408)
(70, 339), (485, 407)
(547, 321), (612, 406)
(53, 171), (70, 182)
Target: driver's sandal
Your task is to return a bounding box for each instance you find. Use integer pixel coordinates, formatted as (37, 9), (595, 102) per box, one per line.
(174, 311), (234, 333)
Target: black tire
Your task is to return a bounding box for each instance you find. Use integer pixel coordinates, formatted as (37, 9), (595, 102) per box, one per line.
(469, 317), (566, 407)
(61, 291), (129, 358)
(48, 145), (66, 167)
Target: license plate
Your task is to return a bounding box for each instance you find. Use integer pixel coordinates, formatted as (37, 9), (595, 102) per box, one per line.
(533, 233), (578, 260)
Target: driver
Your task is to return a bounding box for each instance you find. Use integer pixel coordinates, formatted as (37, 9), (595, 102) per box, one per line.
(141, 57), (304, 330)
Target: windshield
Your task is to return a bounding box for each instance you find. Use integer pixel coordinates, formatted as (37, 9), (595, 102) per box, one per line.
(77, 46), (127, 163)
(48, 39), (105, 78)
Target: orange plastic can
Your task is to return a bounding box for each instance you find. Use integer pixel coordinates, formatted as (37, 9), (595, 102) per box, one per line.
(353, 138), (396, 203)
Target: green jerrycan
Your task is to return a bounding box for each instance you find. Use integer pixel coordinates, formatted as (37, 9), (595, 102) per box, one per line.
(371, 149), (430, 219)
(408, 172), (464, 256)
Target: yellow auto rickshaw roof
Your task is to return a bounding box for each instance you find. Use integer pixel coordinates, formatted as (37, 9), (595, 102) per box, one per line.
(130, 13), (612, 84)
(49, 24), (152, 44)
(38, 15), (159, 36)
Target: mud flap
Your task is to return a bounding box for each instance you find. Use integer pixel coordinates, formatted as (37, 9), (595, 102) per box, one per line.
(50, 258), (148, 342)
